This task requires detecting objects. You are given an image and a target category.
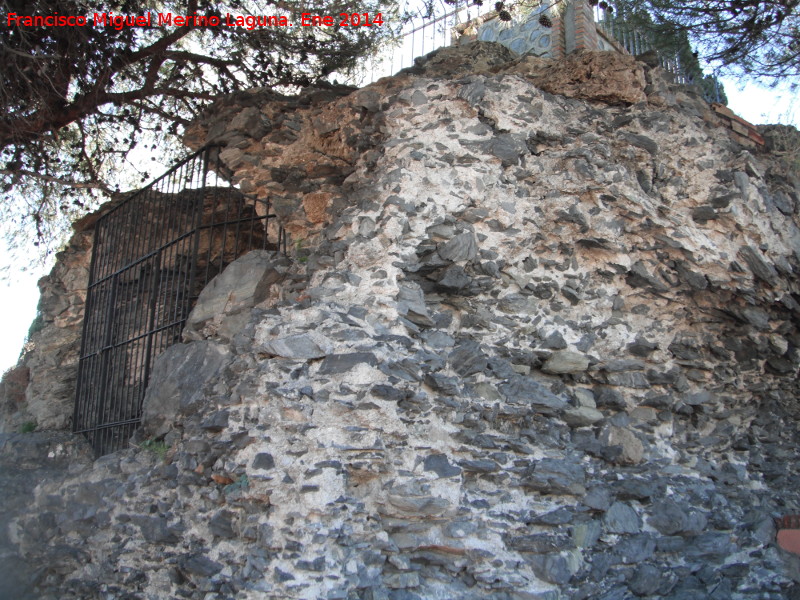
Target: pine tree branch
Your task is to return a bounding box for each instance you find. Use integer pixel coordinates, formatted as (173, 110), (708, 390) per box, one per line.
(0, 168), (112, 192)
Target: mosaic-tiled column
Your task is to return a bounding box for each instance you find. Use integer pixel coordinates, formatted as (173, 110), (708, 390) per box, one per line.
(469, 1), (616, 60)
(476, 5), (561, 58)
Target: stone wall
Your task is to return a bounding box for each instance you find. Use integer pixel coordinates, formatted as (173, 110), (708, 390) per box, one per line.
(2, 43), (800, 600)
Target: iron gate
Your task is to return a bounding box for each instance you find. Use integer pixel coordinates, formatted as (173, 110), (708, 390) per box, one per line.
(73, 146), (285, 456)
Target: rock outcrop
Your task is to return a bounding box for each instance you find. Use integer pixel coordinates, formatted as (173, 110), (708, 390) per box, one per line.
(2, 43), (800, 600)
(0, 219), (93, 432)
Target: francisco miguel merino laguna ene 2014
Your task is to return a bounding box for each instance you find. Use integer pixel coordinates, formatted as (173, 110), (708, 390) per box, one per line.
(5, 11), (386, 29)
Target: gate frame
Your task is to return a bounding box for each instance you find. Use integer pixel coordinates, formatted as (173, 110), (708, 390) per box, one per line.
(73, 145), (284, 456)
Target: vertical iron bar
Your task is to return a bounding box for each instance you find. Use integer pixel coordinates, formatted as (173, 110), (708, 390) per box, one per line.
(248, 197), (258, 251)
(202, 159), (218, 288)
(90, 273), (118, 451)
(185, 148), (209, 312)
(232, 189), (245, 263)
(215, 174), (231, 273)
(127, 262), (147, 430)
(73, 213), (103, 434)
(141, 249), (162, 389)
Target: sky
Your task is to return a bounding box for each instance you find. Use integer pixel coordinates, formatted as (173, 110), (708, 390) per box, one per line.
(1, 269), (42, 372)
(0, 56), (798, 376)
(721, 77), (798, 126)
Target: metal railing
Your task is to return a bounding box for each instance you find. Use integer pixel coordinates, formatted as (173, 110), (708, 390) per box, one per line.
(344, 0), (477, 85)
(345, 0), (726, 104)
(73, 146), (284, 456)
(594, 5), (725, 104)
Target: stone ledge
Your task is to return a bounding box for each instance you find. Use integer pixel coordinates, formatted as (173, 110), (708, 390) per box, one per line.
(712, 102), (766, 147)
